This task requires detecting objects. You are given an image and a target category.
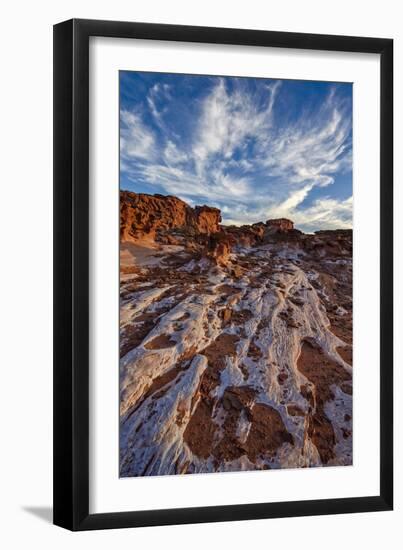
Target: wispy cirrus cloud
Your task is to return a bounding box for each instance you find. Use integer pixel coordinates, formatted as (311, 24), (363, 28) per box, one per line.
(120, 110), (156, 161)
(192, 79), (280, 175)
(163, 140), (188, 165)
(120, 73), (352, 231)
(258, 93), (352, 189)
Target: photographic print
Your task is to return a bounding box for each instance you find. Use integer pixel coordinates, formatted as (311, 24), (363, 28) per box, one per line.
(119, 71), (353, 477)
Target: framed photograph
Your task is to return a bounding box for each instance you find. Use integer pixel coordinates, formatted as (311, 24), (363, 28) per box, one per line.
(53, 19), (393, 530)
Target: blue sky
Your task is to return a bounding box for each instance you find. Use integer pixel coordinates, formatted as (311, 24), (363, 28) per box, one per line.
(120, 71), (352, 232)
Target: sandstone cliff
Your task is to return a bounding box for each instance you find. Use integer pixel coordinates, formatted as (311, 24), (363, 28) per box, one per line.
(120, 191), (221, 242)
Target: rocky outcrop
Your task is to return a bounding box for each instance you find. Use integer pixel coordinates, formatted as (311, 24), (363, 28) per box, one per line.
(120, 191), (221, 242)
(119, 227), (353, 475)
(224, 219), (303, 248)
(120, 190), (353, 268)
(119, 191), (353, 476)
(206, 232), (232, 267)
(302, 229), (353, 257)
(194, 205), (222, 234)
(266, 218), (294, 232)
(225, 223), (266, 248)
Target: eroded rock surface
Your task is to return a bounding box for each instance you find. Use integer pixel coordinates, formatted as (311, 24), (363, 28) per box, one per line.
(120, 190), (221, 242)
(266, 218), (294, 232)
(119, 192), (353, 476)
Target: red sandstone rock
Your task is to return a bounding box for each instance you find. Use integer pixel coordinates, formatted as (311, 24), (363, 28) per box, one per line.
(194, 206), (222, 234)
(266, 218), (294, 232)
(119, 191), (353, 475)
(120, 190), (352, 266)
(120, 191), (221, 242)
(206, 232), (232, 266)
(266, 218), (294, 233)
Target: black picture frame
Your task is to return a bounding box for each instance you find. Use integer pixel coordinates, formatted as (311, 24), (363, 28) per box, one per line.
(53, 18), (393, 531)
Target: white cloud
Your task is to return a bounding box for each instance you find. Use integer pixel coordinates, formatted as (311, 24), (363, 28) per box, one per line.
(193, 78), (280, 176)
(120, 110), (156, 161)
(137, 162), (250, 205)
(146, 83), (173, 135)
(164, 140), (188, 165)
(293, 196), (353, 233)
(224, 191), (353, 232)
(270, 184), (315, 216)
(120, 77), (352, 232)
(264, 185), (352, 233)
(258, 100), (352, 190)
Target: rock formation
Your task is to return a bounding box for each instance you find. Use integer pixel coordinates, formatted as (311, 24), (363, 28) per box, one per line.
(120, 191), (221, 242)
(266, 218), (294, 232)
(119, 190), (353, 476)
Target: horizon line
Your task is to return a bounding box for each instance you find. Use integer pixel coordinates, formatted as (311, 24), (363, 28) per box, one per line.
(120, 188), (352, 234)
